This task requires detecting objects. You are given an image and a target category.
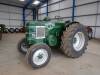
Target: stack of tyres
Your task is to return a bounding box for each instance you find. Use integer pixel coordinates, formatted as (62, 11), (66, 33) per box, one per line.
(4, 28), (20, 33)
(8, 28), (15, 33)
(9, 28), (20, 33)
(15, 28), (20, 33)
(20, 26), (25, 33)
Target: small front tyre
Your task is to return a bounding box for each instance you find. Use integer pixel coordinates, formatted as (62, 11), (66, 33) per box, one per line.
(18, 38), (28, 54)
(26, 44), (51, 69)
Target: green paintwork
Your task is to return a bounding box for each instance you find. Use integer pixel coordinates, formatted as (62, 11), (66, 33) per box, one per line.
(0, 24), (5, 33)
(25, 20), (68, 47)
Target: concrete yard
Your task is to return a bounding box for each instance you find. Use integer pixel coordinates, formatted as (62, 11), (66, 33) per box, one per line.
(0, 33), (100, 75)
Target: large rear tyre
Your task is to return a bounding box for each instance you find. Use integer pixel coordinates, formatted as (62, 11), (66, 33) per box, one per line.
(61, 23), (88, 58)
(26, 44), (51, 69)
(18, 38), (28, 54)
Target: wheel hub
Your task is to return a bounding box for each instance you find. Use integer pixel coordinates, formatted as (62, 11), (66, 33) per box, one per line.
(73, 37), (77, 44)
(32, 49), (48, 66)
(37, 54), (43, 59)
(73, 32), (85, 51)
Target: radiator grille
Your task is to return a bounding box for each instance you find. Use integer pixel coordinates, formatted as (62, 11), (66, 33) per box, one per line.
(36, 26), (45, 39)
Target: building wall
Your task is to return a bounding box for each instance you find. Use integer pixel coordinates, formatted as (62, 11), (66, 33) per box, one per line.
(38, 0), (100, 38)
(75, 0), (100, 38)
(0, 4), (33, 28)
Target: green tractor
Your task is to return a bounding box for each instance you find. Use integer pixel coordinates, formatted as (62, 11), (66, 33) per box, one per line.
(18, 18), (88, 69)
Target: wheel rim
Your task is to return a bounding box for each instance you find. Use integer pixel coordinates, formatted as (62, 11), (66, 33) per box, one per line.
(73, 32), (85, 51)
(21, 42), (28, 52)
(32, 49), (48, 66)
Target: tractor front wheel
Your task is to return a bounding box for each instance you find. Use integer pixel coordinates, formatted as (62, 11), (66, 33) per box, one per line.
(61, 23), (88, 58)
(18, 38), (28, 54)
(26, 44), (51, 69)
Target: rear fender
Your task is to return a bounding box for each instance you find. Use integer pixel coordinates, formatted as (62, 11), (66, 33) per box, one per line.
(65, 21), (80, 28)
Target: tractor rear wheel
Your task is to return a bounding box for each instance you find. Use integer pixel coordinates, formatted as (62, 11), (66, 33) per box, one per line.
(61, 23), (88, 58)
(26, 44), (51, 69)
(18, 38), (28, 54)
